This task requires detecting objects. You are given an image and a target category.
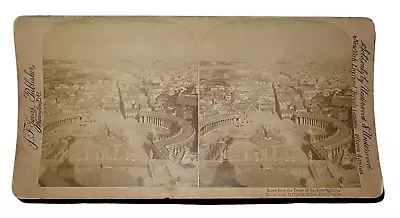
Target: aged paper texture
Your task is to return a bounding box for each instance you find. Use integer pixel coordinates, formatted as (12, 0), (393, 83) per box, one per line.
(13, 16), (383, 199)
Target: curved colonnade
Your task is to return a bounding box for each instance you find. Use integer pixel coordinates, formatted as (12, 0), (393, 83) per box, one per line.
(199, 114), (241, 136)
(292, 113), (338, 142)
(198, 111), (353, 162)
(198, 113), (240, 160)
(134, 112), (195, 160)
(43, 111), (195, 161)
(42, 110), (352, 163)
(43, 115), (84, 135)
(292, 112), (353, 160)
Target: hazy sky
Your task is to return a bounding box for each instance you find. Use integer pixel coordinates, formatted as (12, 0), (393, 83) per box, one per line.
(43, 18), (199, 60)
(200, 19), (351, 62)
(43, 18), (351, 62)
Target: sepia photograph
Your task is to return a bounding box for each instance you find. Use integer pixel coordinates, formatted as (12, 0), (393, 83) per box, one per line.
(12, 16), (382, 199)
(197, 19), (359, 188)
(39, 18), (199, 187)
(6, 0), (400, 216)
